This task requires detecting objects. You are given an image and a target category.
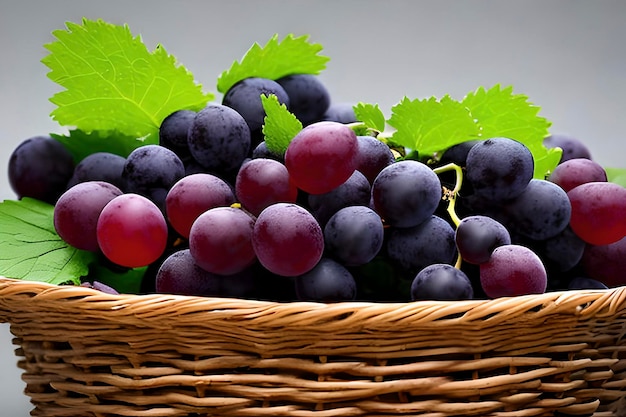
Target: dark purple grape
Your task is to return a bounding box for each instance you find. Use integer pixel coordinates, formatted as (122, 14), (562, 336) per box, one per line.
(252, 141), (284, 162)
(67, 152), (127, 190)
(155, 249), (222, 296)
(501, 179), (571, 241)
(544, 133), (592, 162)
(324, 206), (384, 266)
(528, 226), (586, 274)
(159, 109), (196, 162)
(222, 77), (290, 133)
(568, 276), (608, 290)
(355, 135), (395, 184)
(439, 140), (481, 166)
(294, 258), (357, 302)
(54, 181), (123, 252)
(372, 160), (442, 228)
(386, 215), (457, 276)
(275, 74), (330, 125)
(8, 135), (75, 204)
(580, 236), (626, 288)
(122, 144), (185, 202)
(187, 103), (251, 175)
(307, 170), (371, 226)
(455, 215), (511, 264)
(81, 281), (120, 295)
(322, 102), (358, 124)
(411, 264), (474, 301)
(465, 137), (534, 202)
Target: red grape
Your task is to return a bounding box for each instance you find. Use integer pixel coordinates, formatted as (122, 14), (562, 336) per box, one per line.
(189, 207), (257, 275)
(284, 121), (358, 194)
(235, 158), (298, 216)
(165, 173), (236, 238)
(96, 193), (168, 268)
(480, 244), (547, 298)
(252, 203), (324, 277)
(54, 181), (123, 252)
(567, 182), (626, 245)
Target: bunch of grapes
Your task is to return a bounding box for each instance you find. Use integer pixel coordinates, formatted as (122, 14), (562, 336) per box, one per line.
(7, 73), (626, 303)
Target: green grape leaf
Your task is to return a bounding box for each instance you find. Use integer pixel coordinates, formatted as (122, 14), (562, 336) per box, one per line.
(261, 94), (303, 156)
(354, 102), (386, 132)
(51, 129), (144, 163)
(462, 85), (555, 178)
(43, 18), (212, 143)
(0, 198), (96, 285)
(217, 34), (330, 94)
(385, 85), (557, 178)
(387, 95), (479, 154)
(606, 167), (626, 187)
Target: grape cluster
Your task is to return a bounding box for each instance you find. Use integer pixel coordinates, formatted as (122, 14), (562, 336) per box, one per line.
(7, 74), (626, 303)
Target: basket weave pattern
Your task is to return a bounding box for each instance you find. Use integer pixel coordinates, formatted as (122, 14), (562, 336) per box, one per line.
(1, 277), (626, 417)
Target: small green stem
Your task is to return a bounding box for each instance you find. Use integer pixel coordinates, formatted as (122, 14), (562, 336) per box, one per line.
(432, 163), (464, 228)
(433, 163), (465, 270)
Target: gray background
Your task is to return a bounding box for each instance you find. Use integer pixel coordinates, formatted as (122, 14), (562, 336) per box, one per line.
(0, 0), (625, 414)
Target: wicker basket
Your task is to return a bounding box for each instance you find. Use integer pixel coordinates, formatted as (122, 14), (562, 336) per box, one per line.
(1, 276), (626, 417)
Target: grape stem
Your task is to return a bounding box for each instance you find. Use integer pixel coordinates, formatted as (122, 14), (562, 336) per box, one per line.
(432, 163), (463, 228)
(432, 163), (464, 269)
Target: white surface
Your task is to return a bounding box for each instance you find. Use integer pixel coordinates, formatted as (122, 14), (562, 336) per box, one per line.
(0, 0), (625, 414)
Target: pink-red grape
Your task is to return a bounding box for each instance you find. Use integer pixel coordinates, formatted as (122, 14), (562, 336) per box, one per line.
(54, 181), (123, 252)
(165, 173), (236, 238)
(96, 193), (168, 268)
(252, 203), (324, 277)
(480, 244), (547, 298)
(284, 121), (358, 194)
(189, 207), (257, 275)
(567, 182), (626, 245)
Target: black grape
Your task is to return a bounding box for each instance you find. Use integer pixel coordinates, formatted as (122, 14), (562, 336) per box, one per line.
(465, 137), (534, 202)
(411, 264), (474, 301)
(324, 206), (384, 266)
(251, 141), (284, 162)
(187, 103), (252, 176)
(275, 74), (330, 125)
(455, 215), (511, 264)
(322, 102), (358, 124)
(67, 152), (127, 190)
(544, 133), (592, 162)
(386, 215), (457, 277)
(500, 179), (571, 241)
(307, 170), (371, 227)
(527, 226), (586, 275)
(122, 144), (185, 210)
(8, 135), (75, 204)
(439, 140), (481, 166)
(159, 109), (196, 163)
(355, 135), (395, 184)
(294, 257), (357, 302)
(372, 160), (442, 228)
(568, 276), (608, 290)
(222, 77), (290, 134)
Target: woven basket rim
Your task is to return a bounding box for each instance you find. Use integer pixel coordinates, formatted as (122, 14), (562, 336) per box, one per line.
(0, 274), (620, 305)
(1, 276), (625, 326)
